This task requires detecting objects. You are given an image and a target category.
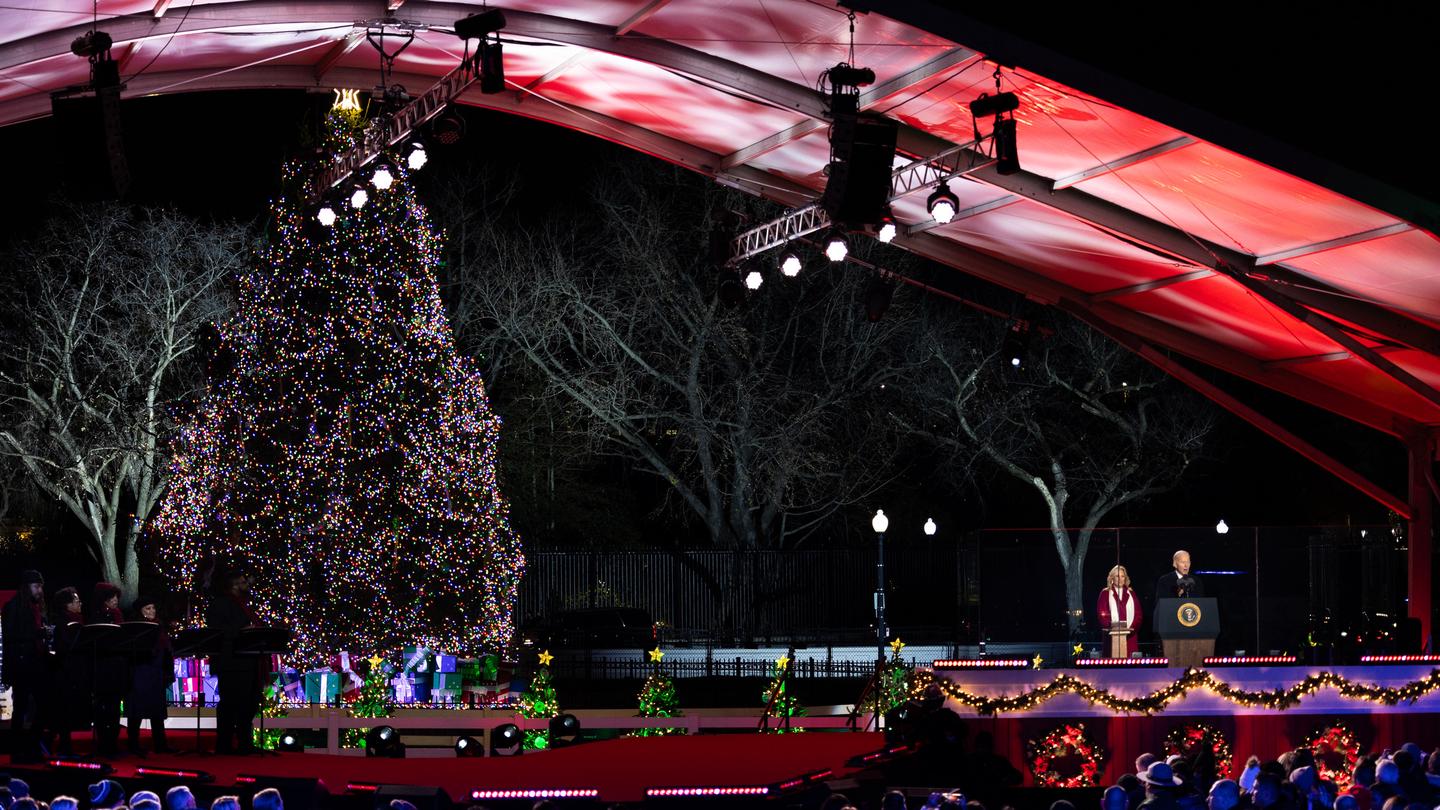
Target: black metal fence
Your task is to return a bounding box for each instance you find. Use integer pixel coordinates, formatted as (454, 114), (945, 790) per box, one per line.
(547, 655), (886, 680)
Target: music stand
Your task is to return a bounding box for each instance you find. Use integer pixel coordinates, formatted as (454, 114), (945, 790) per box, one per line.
(234, 627), (293, 756)
(173, 627), (224, 755)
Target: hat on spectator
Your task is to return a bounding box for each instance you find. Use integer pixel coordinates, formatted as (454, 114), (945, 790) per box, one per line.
(1139, 762), (1183, 787)
(89, 779), (125, 808)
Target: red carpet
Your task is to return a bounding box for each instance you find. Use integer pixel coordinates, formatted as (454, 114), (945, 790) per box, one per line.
(5, 733), (885, 803)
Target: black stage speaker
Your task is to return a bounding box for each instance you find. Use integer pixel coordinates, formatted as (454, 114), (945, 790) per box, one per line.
(822, 112), (897, 225)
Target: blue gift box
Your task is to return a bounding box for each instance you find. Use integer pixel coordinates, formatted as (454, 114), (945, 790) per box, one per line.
(434, 654), (457, 673)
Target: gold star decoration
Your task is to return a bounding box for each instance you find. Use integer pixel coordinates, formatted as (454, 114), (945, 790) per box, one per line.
(538, 649), (554, 667)
(776, 654), (790, 670)
(889, 638), (906, 656)
(368, 654), (385, 671)
(648, 647), (665, 663)
(1073, 643), (1085, 656)
(1032, 653), (1044, 669)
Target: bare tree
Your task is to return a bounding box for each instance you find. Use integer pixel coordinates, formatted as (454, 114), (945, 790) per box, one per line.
(0, 205), (248, 601)
(445, 164), (924, 558)
(903, 312), (1214, 637)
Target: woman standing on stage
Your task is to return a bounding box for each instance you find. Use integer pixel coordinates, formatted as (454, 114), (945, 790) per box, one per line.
(50, 587), (90, 756)
(1097, 564), (1142, 658)
(126, 596), (176, 756)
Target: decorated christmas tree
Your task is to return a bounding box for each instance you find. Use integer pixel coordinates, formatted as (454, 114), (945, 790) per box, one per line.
(152, 103), (524, 667)
(865, 639), (914, 717)
(760, 653), (806, 733)
(518, 651), (560, 750)
(344, 657), (393, 748)
(632, 647), (682, 736)
(254, 684), (288, 750)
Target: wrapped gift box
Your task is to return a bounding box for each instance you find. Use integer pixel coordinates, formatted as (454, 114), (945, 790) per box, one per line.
(434, 654), (457, 673)
(402, 646), (430, 673)
(304, 670), (341, 704)
(432, 672), (461, 691)
(431, 688), (460, 705)
(390, 674), (430, 704)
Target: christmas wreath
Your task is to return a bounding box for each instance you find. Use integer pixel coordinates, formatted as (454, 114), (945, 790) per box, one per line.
(1027, 723), (1106, 788)
(1304, 724), (1363, 791)
(1164, 723), (1233, 778)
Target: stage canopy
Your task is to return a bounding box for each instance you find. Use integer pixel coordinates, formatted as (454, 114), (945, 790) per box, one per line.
(3, 1), (1439, 623)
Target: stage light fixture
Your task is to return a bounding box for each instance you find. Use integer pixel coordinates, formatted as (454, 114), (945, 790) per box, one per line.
(453, 9), (506, 39)
(371, 166), (394, 190)
(968, 91), (1020, 118)
(780, 251), (802, 277)
(480, 41), (506, 94)
(548, 714), (581, 747)
(924, 518), (936, 536)
(491, 723), (522, 756)
(317, 206), (337, 227)
(877, 217), (897, 244)
(365, 726), (404, 758)
(431, 110), (465, 145)
(744, 268), (764, 291)
(994, 117), (1021, 176)
(406, 143), (428, 170)
(824, 230), (849, 262)
(927, 183), (958, 224)
(350, 188), (369, 209)
(277, 733), (303, 753)
(1002, 321), (1030, 368)
(454, 735), (483, 757)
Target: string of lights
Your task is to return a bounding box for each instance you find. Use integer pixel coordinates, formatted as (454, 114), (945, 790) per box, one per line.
(152, 106), (523, 669)
(913, 667), (1440, 715)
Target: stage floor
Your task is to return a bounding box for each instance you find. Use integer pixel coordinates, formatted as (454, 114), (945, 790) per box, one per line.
(2, 732), (886, 803)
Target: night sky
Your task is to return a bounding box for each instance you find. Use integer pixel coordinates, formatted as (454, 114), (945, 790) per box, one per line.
(0, 6), (1431, 542)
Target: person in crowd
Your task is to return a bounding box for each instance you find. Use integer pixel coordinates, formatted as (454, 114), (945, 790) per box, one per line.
(1138, 754), (1159, 774)
(10, 799), (39, 810)
(1208, 780), (1240, 810)
(1372, 760), (1403, 804)
(1335, 795), (1359, 810)
(48, 587), (89, 756)
(1138, 761), (1185, 810)
(129, 793), (161, 810)
(88, 780), (125, 810)
(0, 788), (12, 810)
(207, 567), (263, 755)
(1392, 748), (1432, 804)
(49, 799), (76, 810)
(164, 787), (196, 810)
(251, 789), (283, 810)
(1119, 773), (1146, 810)
(133, 799), (161, 810)
(1103, 785), (1129, 810)
(881, 791), (906, 810)
(5, 780), (28, 800)
(125, 595), (176, 756)
(2, 570), (52, 762)
(1239, 757), (1263, 794)
(1051, 801), (1076, 810)
(88, 581), (128, 757)
(1098, 565), (1142, 657)
(963, 731), (1023, 807)
(210, 797), (240, 810)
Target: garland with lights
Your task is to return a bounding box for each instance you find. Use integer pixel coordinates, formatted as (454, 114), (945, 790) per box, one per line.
(152, 105), (523, 668)
(1027, 723), (1106, 788)
(913, 668), (1440, 715)
(1164, 723), (1232, 778)
(1304, 724), (1363, 791)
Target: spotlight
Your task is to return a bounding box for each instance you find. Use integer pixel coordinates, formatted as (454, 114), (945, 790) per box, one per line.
(454, 735), (483, 758)
(316, 206), (337, 227)
(548, 714), (581, 747)
(453, 9), (506, 39)
(1216, 519), (1229, 535)
(877, 217), (897, 244)
(1001, 321), (1031, 368)
(70, 29), (114, 58)
(824, 230), (849, 262)
(431, 110), (465, 145)
(350, 187), (369, 209)
(406, 143), (428, 171)
(371, 166), (394, 190)
(365, 726), (404, 758)
(968, 91), (1020, 118)
(927, 183), (958, 224)
(277, 733), (303, 753)
(491, 723), (522, 757)
(780, 251), (802, 277)
(744, 268), (764, 291)
(1010, 356), (1021, 367)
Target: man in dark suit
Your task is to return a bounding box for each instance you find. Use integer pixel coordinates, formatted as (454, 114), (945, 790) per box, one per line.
(207, 568), (261, 755)
(2, 570), (52, 762)
(1155, 549), (1204, 605)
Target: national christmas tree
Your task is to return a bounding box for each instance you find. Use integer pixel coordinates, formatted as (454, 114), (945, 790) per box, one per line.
(152, 104), (524, 667)
(518, 652), (560, 750)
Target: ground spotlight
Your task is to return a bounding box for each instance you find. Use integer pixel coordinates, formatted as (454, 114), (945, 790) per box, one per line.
(491, 723), (522, 756)
(549, 714), (581, 747)
(406, 143), (428, 170)
(780, 250), (802, 277)
(277, 733), (303, 752)
(350, 187), (369, 209)
(927, 183), (958, 224)
(824, 230), (849, 262)
(877, 217), (897, 244)
(365, 725), (404, 758)
(455, 735), (483, 758)
(317, 206), (337, 227)
(371, 165), (394, 190)
(744, 267), (764, 290)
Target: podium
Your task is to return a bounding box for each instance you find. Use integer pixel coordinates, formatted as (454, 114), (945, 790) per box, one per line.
(1156, 597), (1218, 669)
(1107, 626), (1131, 659)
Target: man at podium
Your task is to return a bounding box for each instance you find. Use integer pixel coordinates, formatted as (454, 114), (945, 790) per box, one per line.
(1154, 549), (1217, 668)
(1155, 549), (1204, 604)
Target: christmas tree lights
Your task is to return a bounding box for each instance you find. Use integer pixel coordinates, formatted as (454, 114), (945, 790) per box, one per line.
(760, 654), (806, 733)
(517, 655), (560, 750)
(632, 648), (683, 736)
(152, 106), (523, 668)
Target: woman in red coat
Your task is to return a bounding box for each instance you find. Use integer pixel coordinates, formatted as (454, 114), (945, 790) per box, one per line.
(1097, 565), (1142, 658)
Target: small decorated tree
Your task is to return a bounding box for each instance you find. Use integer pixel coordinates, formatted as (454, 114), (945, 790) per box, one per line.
(760, 654), (806, 733)
(254, 684), (288, 750)
(344, 658), (393, 749)
(518, 651), (560, 749)
(633, 649), (683, 736)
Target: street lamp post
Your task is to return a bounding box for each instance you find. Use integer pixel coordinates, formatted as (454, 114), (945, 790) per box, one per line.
(871, 509), (889, 731)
